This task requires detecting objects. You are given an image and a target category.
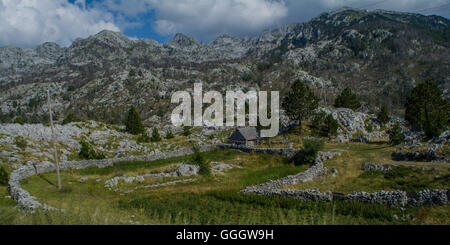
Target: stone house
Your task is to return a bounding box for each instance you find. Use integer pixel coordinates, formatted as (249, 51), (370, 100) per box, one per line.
(228, 127), (259, 146)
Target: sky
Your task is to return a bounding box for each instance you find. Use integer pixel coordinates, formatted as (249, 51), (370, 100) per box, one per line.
(0, 0), (449, 48)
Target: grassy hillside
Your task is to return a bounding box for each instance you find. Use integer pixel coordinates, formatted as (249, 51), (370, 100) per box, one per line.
(1, 145), (448, 225)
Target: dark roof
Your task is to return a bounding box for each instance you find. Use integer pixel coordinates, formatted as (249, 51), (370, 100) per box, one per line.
(229, 127), (258, 141)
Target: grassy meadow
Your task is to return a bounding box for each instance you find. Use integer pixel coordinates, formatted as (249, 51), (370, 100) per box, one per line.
(0, 144), (449, 225)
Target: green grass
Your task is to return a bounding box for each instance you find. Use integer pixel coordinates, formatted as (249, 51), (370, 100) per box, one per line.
(117, 191), (405, 225)
(1, 146), (448, 225)
(289, 142), (450, 193)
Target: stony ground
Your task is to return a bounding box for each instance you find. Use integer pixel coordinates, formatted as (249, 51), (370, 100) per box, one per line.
(0, 121), (230, 170)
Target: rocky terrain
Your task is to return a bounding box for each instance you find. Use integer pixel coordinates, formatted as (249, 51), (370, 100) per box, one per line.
(0, 120), (229, 169)
(0, 7), (449, 125)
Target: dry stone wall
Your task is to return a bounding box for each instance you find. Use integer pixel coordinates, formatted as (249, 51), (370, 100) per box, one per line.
(8, 145), (217, 212)
(8, 144), (298, 211)
(9, 143), (448, 212)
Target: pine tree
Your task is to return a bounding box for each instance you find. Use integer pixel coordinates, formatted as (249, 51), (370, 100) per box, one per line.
(405, 80), (449, 138)
(334, 87), (361, 111)
(62, 112), (80, 125)
(389, 123), (405, 145)
(190, 145), (211, 176)
(282, 80), (319, 135)
(311, 112), (339, 138)
(166, 130), (175, 139)
(124, 106), (145, 135)
(151, 127), (162, 142)
(137, 131), (151, 143)
(377, 106), (391, 126)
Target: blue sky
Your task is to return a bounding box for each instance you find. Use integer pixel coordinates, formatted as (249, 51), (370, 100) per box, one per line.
(1, 0), (449, 48)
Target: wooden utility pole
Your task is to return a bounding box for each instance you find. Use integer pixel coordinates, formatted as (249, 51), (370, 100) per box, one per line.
(47, 89), (62, 190)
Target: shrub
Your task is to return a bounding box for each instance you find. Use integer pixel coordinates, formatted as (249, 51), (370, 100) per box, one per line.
(0, 166), (8, 186)
(151, 128), (162, 142)
(13, 117), (24, 125)
(389, 123), (405, 146)
(62, 113), (80, 125)
(78, 141), (105, 160)
(182, 126), (192, 137)
(129, 69), (136, 77)
(365, 119), (374, 133)
(311, 112), (339, 138)
(292, 137), (324, 165)
(137, 132), (151, 143)
(377, 106), (390, 126)
(166, 130), (174, 139)
(334, 87), (361, 111)
(14, 136), (27, 150)
(190, 145), (211, 176)
(353, 130), (366, 141)
(124, 106), (145, 135)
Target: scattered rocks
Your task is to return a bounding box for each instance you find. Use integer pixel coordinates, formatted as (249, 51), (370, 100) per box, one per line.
(104, 175), (146, 189)
(136, 179), (195, 190)
(211, 161), (239, 175)
(79, 176), (88, 183)
(331, 168), (339, 177)
(362, 163), (393, 172)
(392, 151), (448, 163)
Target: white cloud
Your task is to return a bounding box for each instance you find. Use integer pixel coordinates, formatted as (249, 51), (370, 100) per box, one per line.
(100, 0), (449, 42)
(0, 0), (120, 48)
(100, 0), (289, 40)
(150, 0), (288, 40)
(2, 0), (448, 48)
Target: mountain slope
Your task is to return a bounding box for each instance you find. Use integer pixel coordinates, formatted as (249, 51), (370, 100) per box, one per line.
(0, 8), (448, 125)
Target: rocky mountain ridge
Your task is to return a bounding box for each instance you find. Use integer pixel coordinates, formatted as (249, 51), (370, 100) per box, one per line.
(0, 7), (449, 125)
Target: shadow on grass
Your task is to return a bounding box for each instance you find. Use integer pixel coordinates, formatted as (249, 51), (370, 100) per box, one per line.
(38, 174), (56, 187)
(365, 141), (390, 145)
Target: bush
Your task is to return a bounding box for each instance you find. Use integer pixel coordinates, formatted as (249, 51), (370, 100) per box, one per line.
(292, 137), (325, 165)
(13, 117), (24, 125)
(389, 123), (405, 146)
(78, 141), (105, 160)
(311, 112), (339, 138)
(151, 128), (162, 142)
(137, 132), (151, 144)
(365, 119), (374, 133)
(124, 106), (145, 135)
(166, 130), (174, 139)
(334, 87), (361, 111)
(0, 166), (8, 186)
(62, 113), (80, 125)
(182, 126), (192, 137)
(190, 145), (211, 176)
(377, 106), (390, 126)
(14, 136), (27, 150)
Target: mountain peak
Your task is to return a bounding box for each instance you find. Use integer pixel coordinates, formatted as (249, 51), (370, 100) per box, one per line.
(170, 33), (200, 48)
(81, 29), (133, 48)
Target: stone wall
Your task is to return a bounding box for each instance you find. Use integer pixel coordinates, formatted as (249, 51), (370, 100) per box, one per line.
(8, 144), (299, 212)
(241, 151), (449, 207)
(9, 143), (448, 212)
(392, 151), (448, 163)
(217, 144), (300, 159)
(8, 145), (218, 212)
(241, 152), (341, 197)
